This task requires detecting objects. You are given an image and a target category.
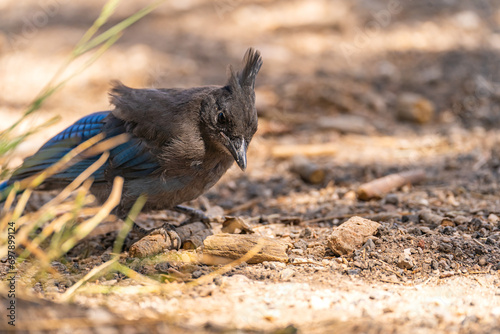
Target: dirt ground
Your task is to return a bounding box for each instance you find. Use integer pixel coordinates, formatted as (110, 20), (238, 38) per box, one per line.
(1, 0), (500, 333)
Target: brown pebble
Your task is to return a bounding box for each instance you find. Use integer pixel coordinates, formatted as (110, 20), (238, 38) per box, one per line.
(290, 155), (326, 184)
(396, 92), (435, 124)
(327, 216), (380, 256)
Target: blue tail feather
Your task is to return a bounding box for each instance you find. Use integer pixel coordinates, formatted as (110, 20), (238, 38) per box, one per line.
(0, 180), (11, 203)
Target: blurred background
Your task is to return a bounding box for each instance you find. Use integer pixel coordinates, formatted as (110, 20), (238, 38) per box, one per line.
(2, 0), (500, 165)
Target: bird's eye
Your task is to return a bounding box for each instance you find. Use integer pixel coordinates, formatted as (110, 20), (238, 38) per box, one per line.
(217, 112), (226, 125)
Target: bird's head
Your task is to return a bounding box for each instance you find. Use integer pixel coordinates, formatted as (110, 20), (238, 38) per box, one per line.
(200, 48), (263, 171)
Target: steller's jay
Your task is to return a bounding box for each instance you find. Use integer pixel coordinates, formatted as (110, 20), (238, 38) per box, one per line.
(0, 48), (263, 229)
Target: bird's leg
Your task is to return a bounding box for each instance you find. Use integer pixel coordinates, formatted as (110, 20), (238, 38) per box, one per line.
(173, 205), (212, 228)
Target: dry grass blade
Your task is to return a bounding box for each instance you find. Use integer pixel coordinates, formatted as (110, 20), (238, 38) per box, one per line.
(60, 258), (118, 302)
(11, 133), (105, 193)
(56, 176), (123, 256)
(42, 152), (110, 209)
(112, 194), (147, 255)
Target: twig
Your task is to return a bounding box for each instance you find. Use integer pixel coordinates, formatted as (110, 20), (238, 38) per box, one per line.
(357, 169), (426, 200)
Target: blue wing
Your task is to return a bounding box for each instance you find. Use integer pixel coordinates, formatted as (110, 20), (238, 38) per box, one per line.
(6, 111), (160, 187)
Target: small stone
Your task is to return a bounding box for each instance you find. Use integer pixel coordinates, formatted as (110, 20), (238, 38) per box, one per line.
(327, 216), (381, 256)
(192, 270), (203, 279)
(419, 226), (432, 234)
(384, 193), (399, 205)
(353, 261), (366, 269)
(343, 190), (357, 201)
(397, 248), (414, 270)
(347, 269), (360, 275)
(488, 214), (499, 224)
(45, 285), (59, 293)
(299, 227), (313, 238)
(361, 238), (376, 251)
(280, 268), (295, 280)
(402, 214), (419, 224)
(397, 92), (435, 124)
(478, 257), (487, 266)
(453, 10), (480, 30)
(439, 242), (453, 253)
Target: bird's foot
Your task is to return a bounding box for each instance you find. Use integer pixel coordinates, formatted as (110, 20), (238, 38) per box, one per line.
(131, 222), (181, 250)
(149, 223), (182, 250)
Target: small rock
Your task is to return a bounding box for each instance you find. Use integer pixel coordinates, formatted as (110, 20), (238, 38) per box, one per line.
(280, 268), (295, 280)
(453, 10), (480, 30)
(439, 259), (450, 270)
(478, 257), (487, 266)
(192, 270), (203, 279)
(402, 214), (419, 224)
(397, 248), (414, 270)
(419, 226), (432, 234)
(327, 216), (381, 256)
(488, 214), (499, 224)
(454, 215), (469, 225)
(439, 242), (453, 253)
(347, 269), (360, 276)
(353, 261), (366, 269)
(262, 261), (276, 270)
(299, 227), (313, 238)
(361, 238), (376, 251)
(343, 190), (357, 201)
(44, 285), (59, 293)
(384, 193), (399, 205)
(397, 92), (435, 124)
(293, 239), (308, 250)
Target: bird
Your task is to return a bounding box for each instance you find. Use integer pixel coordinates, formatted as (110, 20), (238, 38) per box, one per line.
(0, 48), (263, 231)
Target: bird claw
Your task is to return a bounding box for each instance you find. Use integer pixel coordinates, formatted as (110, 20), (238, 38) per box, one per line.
(150, 223), (181, 250)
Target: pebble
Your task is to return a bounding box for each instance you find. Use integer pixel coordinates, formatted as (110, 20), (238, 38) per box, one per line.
(192, 270), (203, 279)
(361, 238), (376, 251)
(280, 268), (295, 280)
(488, 214), (499, 224)
(384, 193), (399, 205)
(299, 227), (313, 238)
(44, 285), (60, 293)
(419, 226), (432, 234)
(347, 269), (360, 276)
(397, 249), (414, 270)
(478, 257), (487, 266)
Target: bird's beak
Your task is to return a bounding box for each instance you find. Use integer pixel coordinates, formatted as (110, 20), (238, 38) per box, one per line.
(228, 137), (247, 171)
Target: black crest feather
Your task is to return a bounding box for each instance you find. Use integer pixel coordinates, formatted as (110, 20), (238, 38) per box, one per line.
(228, 48), (263, 91)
